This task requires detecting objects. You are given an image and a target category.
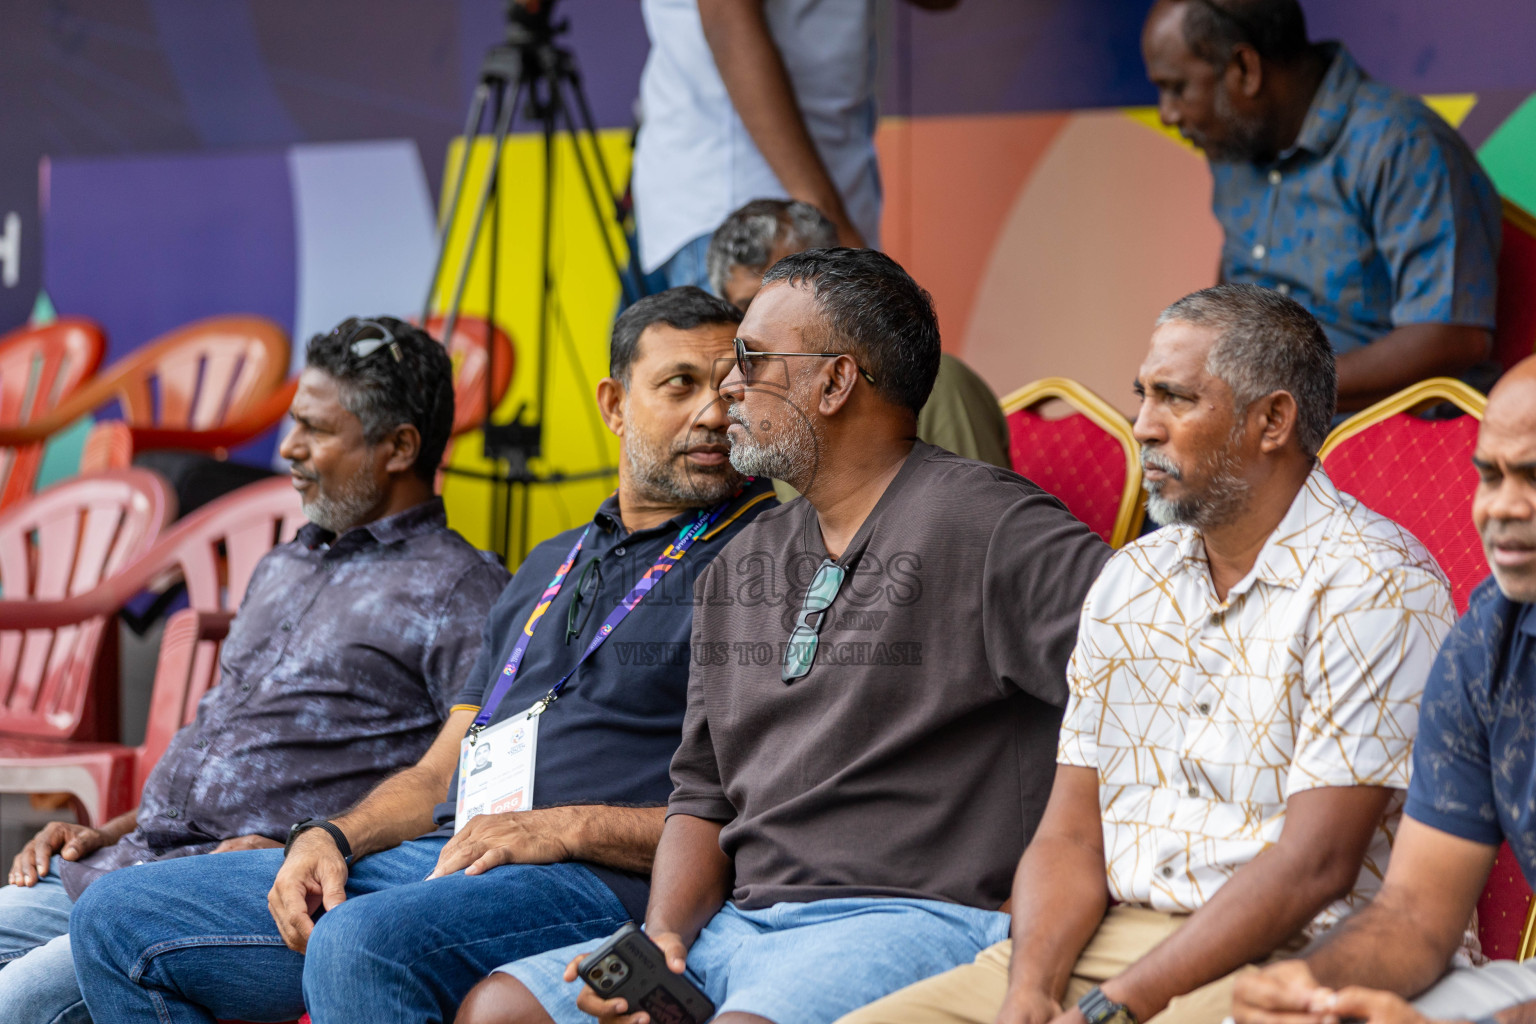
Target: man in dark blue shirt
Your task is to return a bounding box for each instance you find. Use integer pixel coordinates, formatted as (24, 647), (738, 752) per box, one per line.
(0, 316), (510, 1024)
(69, 287), (776, 1024)
(1232, 356), (1536, 1024)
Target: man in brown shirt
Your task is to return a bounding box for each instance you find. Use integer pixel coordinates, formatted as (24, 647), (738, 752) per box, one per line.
(458, 248), (1109, 1024)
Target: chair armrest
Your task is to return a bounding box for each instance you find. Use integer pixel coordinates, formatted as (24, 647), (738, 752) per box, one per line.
(0, 590), (128, 630)
(0, 550), (188, 630)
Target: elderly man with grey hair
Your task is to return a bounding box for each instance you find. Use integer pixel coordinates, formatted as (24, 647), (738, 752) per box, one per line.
(706, 197), (1012, 471)
(837, 282), (1456, 1024)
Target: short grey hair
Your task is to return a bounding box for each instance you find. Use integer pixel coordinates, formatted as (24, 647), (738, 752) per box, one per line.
(706, 199), (839, 298)
(1156, 283), (1337, 456)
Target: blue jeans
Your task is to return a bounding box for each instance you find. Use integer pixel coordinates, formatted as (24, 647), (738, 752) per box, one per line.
(505, 897), (1012, 1024)
(659, 233), (713, 292)
(0, 856), (89, 1024)
(71, 838), (631, 1024)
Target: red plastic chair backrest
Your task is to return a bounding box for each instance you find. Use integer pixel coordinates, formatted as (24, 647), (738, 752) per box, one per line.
(47, 316), (289, 436)
(1495, 199), (1536, 373)
(0, 470), (173, 741)
(146, 476), (307, 613)
(420, 315), (516, 436)
(115, 316), (290, 430)
(0, 319), (106, 508)
(1320, 410), (1484, 613)
(134, 608), (229, 796)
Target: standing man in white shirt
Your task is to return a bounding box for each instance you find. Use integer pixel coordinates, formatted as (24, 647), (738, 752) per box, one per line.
(632, 0), (958, 290)
(838, 283), (1456, 1024)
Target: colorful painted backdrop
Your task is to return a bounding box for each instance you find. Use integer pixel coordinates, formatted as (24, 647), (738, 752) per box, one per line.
(9, 1), (1536, 557)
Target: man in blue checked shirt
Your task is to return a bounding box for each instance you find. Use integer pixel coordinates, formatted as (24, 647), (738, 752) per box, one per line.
(1142, 0), (1503, 412)
(68, 288), (776, 1024)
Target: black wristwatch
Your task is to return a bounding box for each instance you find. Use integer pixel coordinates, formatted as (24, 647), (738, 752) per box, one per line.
(284, 818), (353, 864)
(1078, 987), (1138, 1024)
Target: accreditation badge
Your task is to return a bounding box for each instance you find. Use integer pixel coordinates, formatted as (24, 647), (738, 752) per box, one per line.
(454, 701), (543, 832)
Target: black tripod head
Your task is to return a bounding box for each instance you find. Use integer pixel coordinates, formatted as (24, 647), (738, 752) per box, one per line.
(505, 0), (564, 46)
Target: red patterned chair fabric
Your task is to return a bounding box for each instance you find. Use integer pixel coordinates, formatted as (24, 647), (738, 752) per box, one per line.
(1478, 844), (1534, 961)
(1008, 409), (1126, 543)
(1320, 379), (1536, 960)
(1003, 378), (1142, 547)
(1319, 410), (1484, 612)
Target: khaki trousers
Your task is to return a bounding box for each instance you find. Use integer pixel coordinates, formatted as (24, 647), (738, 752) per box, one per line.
(838, 905), (1297, 1024)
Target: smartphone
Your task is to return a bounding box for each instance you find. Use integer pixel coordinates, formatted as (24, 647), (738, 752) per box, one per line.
(579, 922), (716, 1024)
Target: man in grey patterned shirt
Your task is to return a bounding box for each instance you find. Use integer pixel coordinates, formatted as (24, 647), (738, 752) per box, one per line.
(0, 316), (509, 1024)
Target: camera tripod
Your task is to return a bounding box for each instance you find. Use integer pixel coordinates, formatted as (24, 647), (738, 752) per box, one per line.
(422, 0), (644, 562)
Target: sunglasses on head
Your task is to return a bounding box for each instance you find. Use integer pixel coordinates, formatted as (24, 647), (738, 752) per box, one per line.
(349, 320), (403, 363)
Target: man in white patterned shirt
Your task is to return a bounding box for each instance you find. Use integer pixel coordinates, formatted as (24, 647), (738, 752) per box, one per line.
(838, 283), (1456, 1024)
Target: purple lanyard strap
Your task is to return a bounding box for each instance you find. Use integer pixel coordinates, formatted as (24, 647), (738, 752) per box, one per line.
(470, 496), (734, 733)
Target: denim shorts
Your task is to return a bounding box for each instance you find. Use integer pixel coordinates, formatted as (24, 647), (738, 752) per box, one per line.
(496, 896), (1011, 1024)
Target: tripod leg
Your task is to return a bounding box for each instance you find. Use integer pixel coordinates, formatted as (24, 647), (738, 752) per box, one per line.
(422, 82), (492, 325)
(548, 81), (630, 292)
(563, 70), (651, 300)
(441, 79), (524, 347)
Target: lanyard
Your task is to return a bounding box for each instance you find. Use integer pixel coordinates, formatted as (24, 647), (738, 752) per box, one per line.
(470, 495), (734, 735)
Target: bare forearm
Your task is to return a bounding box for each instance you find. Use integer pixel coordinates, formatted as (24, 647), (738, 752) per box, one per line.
(1301, 891), (1460, 997)
(331, 763), (450, 858)
(698, 0), (852, 231)
(1496, 999), (1536, 1024)
(1105, 841), (1361, 1021)
(98, 809), (139, 844)
(644, 814), (733, 947)
(551, 805), (666, 874)
(1009, 835), (1110, 1000)
(1335, 324), (1491, 411)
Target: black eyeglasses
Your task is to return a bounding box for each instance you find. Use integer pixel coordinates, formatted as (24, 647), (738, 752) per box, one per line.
(350, 319), (403, 363)
(565, 556), (603, 645)
(718, 336), (876, 390)
(782, 558), (847, 683)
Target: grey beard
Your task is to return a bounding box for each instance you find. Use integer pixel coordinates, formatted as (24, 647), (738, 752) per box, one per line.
(302, 470), (384, 535)
(726, 404), (817, 488)
(1142, 440), (1253, 531)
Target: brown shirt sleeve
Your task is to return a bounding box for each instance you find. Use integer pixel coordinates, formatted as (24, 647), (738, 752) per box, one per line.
(982, 491), (1112, 707)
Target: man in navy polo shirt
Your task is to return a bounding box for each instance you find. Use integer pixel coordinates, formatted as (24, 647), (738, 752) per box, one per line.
(68, 287), (776, 1024)
(1231, 355), (1536, 1024)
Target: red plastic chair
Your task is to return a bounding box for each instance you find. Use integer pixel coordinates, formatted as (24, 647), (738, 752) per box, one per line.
(0, 315), (292, 467)
(1495, 198), (1536, 373)
(1001, 377), (1144, 547)
(0, 470), (174, 750)
(1319, 377), (1536, 960)
(82, 315), (514, 476)
(0, 476), (305, 824)
(0, 318), (106, 508)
